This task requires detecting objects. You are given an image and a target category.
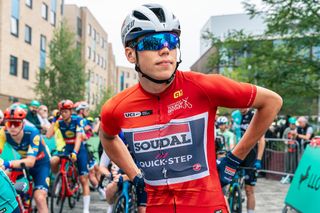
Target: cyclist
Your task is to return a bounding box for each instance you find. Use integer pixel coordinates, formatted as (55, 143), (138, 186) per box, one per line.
(216, 116), (236, 151)
(0, 104), (50, 213)
(99, 3), (282, 212)
(0, 167), (20, 213)
(239, 108), (266, 213)
(46, 100), (91, 213)
(75, 101), (99, 189)
(100, 131), (146, 213)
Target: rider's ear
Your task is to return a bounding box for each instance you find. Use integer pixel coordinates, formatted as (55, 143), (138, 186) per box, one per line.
(125, 47), (136, 64)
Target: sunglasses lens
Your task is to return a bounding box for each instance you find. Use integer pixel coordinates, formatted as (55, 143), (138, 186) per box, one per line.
(6, 121), (22, 128)
(136, 33), (179, 51)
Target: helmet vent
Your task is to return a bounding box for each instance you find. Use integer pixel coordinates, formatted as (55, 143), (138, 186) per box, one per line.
(133, 11), (150, 21)
(130, 27), (142, 33)
(150, 8), (166, 23)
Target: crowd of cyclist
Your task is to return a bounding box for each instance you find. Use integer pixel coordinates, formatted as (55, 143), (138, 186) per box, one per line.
(0, 99), (139, 213)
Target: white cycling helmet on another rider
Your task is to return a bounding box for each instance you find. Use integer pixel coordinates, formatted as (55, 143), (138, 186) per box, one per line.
(75, 101), (89, 112)
(217, 116), (228, 125)
(121, 3), (181, 47)
(0, 109), (3, 120)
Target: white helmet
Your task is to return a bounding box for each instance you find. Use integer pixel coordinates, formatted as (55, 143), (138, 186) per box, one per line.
(0, 109), (3, 119)
(76, 101), (89, 112)
(217, 116), (228, 125)
(121, 3), (181, 47)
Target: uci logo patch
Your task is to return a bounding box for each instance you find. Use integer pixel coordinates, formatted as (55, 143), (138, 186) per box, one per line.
(173, 89), (183, 99)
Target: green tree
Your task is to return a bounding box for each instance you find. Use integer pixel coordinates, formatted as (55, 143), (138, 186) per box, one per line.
(205, 0), (320, 115)
(90, 87), (114, 118)
(35, 22), (86, 110)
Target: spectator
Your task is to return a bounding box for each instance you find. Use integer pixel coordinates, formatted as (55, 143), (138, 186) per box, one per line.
(26, 100), (42, 131)
(294, 116), (314, 149)
(38, 105), (51, 133)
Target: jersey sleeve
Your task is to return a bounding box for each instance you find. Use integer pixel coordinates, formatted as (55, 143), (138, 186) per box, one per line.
(27, 130), (41, 157)
(77, 118), (85, 134)
(100, 99), (121, 136)
(191, 73), (257, 108)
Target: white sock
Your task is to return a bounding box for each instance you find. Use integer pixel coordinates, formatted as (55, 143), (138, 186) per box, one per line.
(83, 195), (90, 212)
(248, 209), (255, 213)
(107, 204), (113, 213)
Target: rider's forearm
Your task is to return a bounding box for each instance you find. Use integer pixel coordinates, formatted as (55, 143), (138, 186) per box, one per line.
(232, 86), (282, 160)
(46, 123), (55, 138)
(10, 156), (36, 168)
(257, 136), (266, 160)
(99, 131), (140, 181)
(73, 134), (82, 153)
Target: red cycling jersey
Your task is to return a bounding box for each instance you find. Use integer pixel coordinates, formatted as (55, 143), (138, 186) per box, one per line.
(100, 70), (256, 212)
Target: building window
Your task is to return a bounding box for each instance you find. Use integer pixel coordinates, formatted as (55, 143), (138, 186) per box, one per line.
(126, 72), (130, 78)
(77, 17), (82, 37)
(60, 0), (64, 15)
(22, 60), (29, 79)
(25, 0), (32, 8)
(40, 35), (46, 52)
(25, 25), (32, 44)
(87, 46), (91, 59)
(93, 29), (96, 40)
(50, 11), (56, 26)
(88, 24), (92, 36)
(10, 55), (18, 76)
(41, 3), (48, 20)
(11, 17), (19, 37)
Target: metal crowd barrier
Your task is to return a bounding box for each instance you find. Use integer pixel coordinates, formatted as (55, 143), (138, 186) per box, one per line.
(260, 138), (301, 182)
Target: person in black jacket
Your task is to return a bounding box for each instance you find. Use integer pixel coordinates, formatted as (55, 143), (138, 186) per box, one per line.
(25, 100), (42, 131)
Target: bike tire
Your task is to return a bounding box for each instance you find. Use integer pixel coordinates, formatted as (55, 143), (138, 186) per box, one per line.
(229, 185), (242, 213)
(50, 174), (65, 213)
(113, 195), (127, 213)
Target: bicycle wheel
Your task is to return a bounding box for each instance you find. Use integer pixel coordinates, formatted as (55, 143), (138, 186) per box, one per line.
(228, 185), (242, 213)
(113, 195), (126, 213)
(50, 174), (65, 213)
(68, 187), (80, 208)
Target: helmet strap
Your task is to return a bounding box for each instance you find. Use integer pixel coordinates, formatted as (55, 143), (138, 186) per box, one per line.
(134, 48), (182, 85)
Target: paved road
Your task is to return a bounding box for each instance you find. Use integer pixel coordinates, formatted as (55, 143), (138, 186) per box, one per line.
(58, 177), (291, 213)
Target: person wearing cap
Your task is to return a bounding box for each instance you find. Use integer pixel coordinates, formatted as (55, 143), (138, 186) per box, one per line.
(99, 3), (282, 212)
(282, 117), (297, 140)
(26, 100), (42, 131)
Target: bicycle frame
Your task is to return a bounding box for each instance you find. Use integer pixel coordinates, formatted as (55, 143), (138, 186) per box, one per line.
(114, 180), (136, 213)
(58, 156), (80, 198)
(9, 166), (34, 213)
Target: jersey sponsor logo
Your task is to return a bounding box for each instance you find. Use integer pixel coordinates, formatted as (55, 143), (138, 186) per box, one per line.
(193, 163), (201, 171)
(33, 135), (40, 146)
(65, 130), (75, 138)
(173, 89), (183, 99)
(124, 110), (153, 118)
(133, 124), (192, 153)
(123, 112), (210, 186)
(225, 166), (236, 176)
(168, 97), (192, 115)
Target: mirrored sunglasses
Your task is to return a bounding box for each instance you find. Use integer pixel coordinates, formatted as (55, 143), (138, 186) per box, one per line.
(5, 120), (23, 128)
(135, 33), (179, 51)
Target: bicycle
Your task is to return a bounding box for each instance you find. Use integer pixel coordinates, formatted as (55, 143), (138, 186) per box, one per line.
(9, 163), (36, 213)
(50, 155), (81, 213)
(112, 178), (138, 213)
